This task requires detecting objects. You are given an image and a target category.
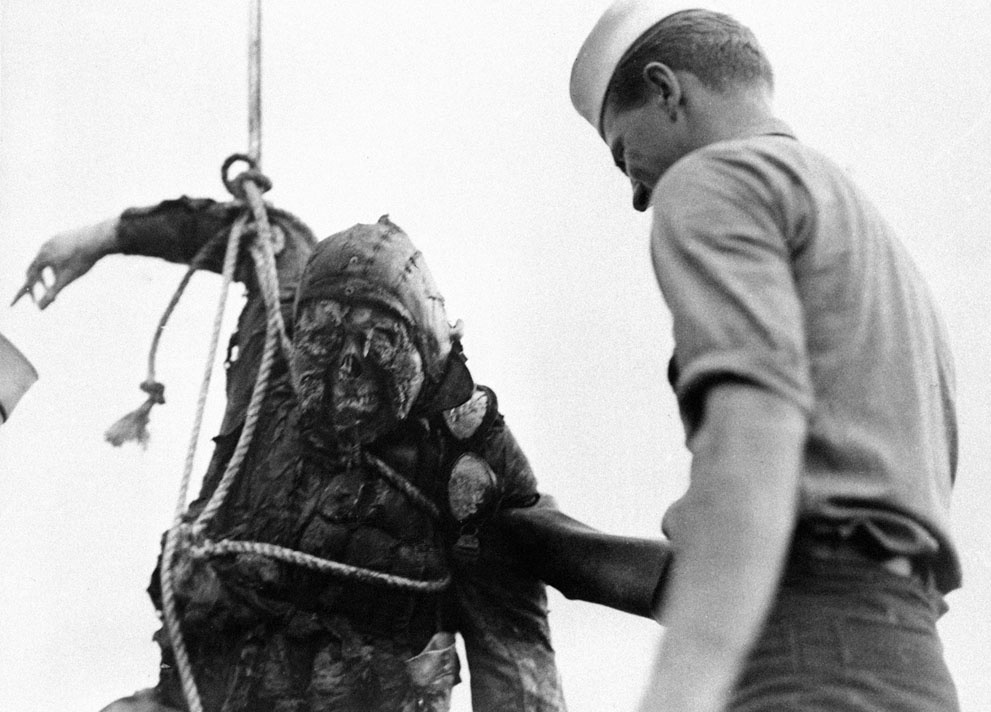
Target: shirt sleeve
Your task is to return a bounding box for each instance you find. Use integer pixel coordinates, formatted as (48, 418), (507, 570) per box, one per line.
(117, 196), (242, 270)
(651, 146), (815, 436)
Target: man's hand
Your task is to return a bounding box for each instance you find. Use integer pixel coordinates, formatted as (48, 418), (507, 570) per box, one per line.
(13, 217), (120, 309)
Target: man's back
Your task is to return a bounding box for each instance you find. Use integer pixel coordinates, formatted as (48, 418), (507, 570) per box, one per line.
(651, 133), (959, 591)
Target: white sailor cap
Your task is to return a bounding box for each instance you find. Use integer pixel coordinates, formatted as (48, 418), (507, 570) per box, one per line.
(0, 332), (37, 424)
(570, 1), (730, 136)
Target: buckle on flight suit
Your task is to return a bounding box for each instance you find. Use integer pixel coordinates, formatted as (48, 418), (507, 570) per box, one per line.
(448, 452), (500, 564)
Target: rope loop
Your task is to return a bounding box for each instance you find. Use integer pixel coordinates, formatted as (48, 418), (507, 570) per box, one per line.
(221, 153), (273, 200)
(221, 153), (255, 192)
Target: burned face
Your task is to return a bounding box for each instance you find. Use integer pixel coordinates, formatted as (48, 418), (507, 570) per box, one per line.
(293, 299), (425, 444)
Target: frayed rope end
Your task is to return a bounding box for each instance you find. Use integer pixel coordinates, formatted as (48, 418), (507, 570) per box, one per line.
(105, 380), (166, 449)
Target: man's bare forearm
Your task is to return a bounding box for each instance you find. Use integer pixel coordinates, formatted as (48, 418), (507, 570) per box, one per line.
(638, 382), (806, 712)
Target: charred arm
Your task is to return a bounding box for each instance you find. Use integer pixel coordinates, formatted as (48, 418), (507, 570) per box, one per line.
(475, 407), (671, 619)
(494, 497), (672, 619)
(115, 197), (242, 269)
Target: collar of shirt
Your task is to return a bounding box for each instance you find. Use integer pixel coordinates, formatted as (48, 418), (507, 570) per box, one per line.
(757, 118), (797, 140)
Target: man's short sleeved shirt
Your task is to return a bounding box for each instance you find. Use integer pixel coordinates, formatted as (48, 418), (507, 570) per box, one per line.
(651, 131), (960, 592)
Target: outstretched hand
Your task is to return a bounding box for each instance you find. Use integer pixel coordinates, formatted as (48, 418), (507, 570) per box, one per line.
(12, 217), (120, 309)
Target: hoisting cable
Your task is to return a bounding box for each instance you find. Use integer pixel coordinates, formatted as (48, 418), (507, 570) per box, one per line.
(248, 0), (262, 167)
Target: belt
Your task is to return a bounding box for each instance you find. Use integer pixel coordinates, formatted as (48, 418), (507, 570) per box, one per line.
(795, 536), (914, 578)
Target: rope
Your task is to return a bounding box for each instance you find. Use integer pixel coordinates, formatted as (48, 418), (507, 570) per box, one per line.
(159, 174), (292, 711)
(243, 181), (294, 362)
(159, 212), (250, 712)
(192, 158), (291, 534)
(146, 264), (197, 384)
(190, 251), (281, 532)
(104, 239), (222, 448)
(366, 453), (443, 521)
(191, 540), (452, 593)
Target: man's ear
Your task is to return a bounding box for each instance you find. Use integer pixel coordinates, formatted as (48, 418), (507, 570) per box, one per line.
(642, 61), (682, 118)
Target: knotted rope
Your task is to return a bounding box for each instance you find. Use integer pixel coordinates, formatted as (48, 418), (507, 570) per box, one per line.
(103, 243), (216, 448)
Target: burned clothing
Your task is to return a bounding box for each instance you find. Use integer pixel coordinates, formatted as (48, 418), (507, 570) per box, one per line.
(120, 198), (564, 711)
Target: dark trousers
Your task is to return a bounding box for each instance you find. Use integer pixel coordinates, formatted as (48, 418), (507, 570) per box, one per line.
(729, 554), (959, 711)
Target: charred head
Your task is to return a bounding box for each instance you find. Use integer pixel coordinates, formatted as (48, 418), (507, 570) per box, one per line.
(294, 298), (424, 444)
(292, 216), (472, 445)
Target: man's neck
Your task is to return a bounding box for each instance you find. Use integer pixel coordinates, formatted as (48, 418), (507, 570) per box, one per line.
(684, 80), (781, 146)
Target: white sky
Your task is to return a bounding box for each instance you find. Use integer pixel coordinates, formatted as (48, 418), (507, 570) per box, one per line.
(1, 2), (989, 710)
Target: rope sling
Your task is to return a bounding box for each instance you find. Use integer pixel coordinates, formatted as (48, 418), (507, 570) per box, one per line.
(103, 4), (450, 709)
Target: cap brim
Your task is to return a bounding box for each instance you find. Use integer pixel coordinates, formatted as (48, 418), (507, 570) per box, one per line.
(0, 333), (38, 422)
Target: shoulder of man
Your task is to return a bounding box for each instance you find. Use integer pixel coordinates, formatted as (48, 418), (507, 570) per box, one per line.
(653, 136), (812, 215)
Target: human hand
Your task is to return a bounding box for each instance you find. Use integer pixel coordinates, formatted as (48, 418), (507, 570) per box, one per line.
(12, 217), (120, 309)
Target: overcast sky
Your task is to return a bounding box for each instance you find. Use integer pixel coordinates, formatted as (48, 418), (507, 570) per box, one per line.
(2, 2), (990, 710)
